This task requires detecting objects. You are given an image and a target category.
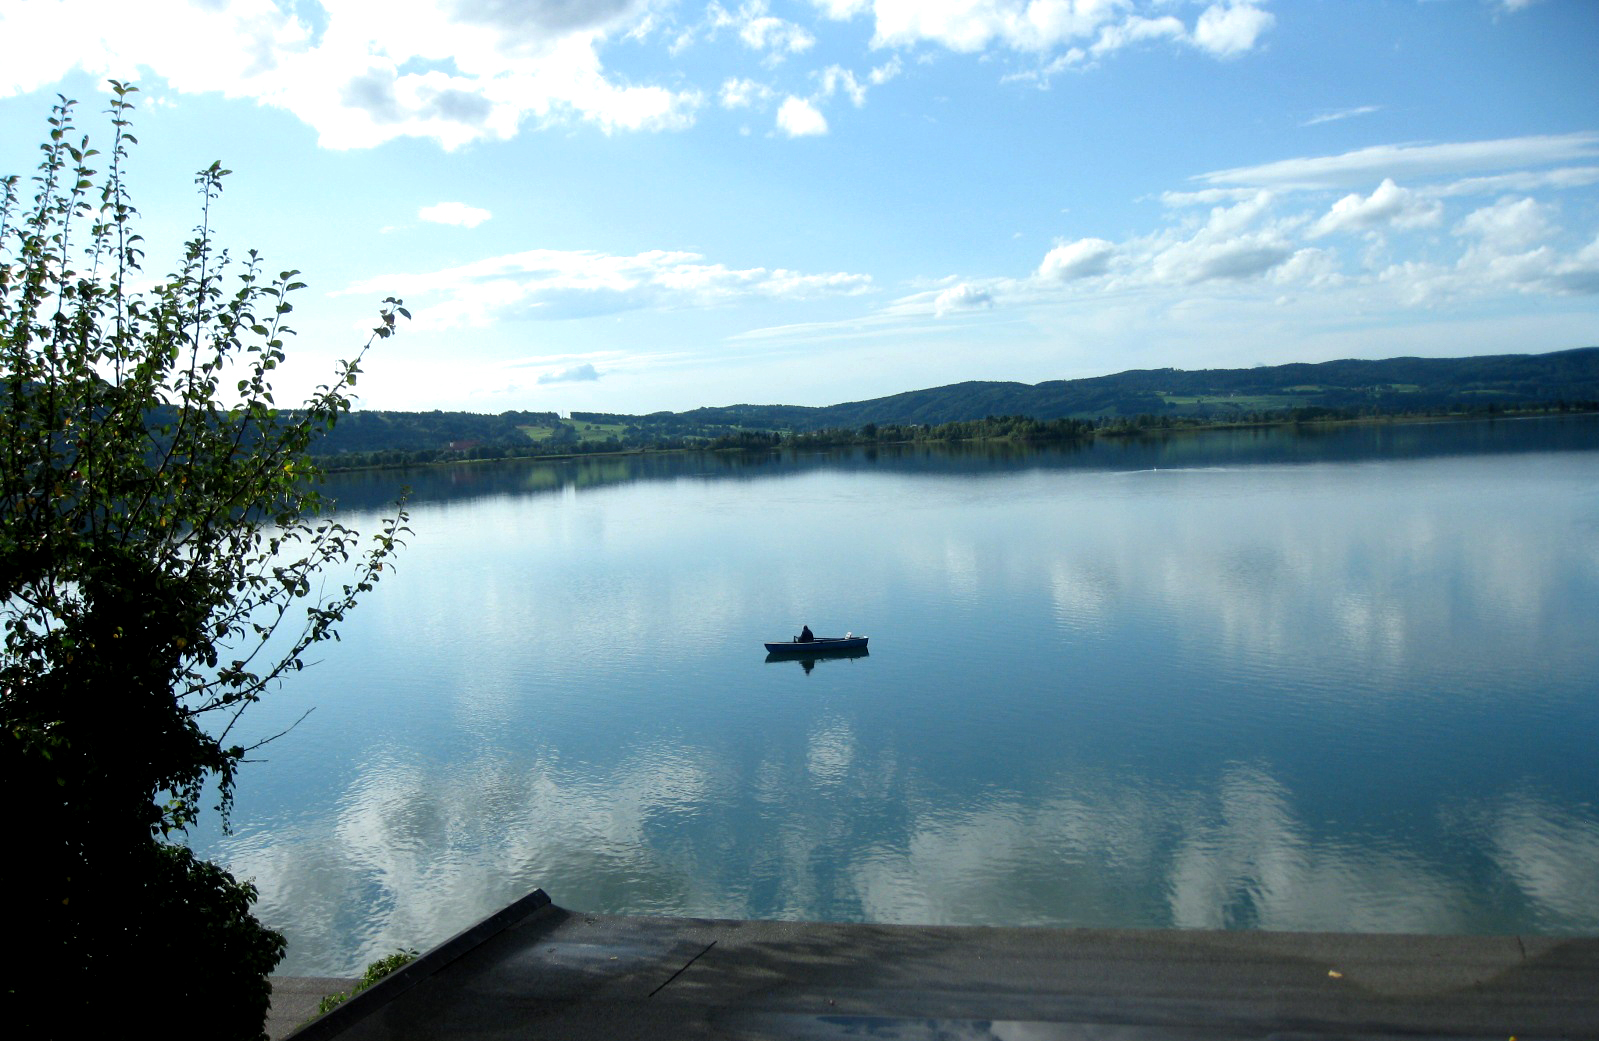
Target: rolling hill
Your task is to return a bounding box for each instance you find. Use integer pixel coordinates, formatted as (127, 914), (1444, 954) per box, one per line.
(311, 346), (1599, 459)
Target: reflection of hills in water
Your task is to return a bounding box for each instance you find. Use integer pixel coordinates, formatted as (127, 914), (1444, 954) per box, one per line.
(323, 413), (1599, 513)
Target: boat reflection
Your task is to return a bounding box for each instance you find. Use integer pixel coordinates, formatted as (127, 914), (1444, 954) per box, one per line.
(764, 648), (871, 673)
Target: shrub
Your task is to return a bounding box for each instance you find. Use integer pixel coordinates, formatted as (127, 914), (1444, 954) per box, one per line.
(1, 84), (406, 1039)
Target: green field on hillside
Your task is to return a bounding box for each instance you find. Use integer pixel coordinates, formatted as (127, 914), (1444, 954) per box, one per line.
(517, 419), (630, 443)
(1157, 393), (1307, 410)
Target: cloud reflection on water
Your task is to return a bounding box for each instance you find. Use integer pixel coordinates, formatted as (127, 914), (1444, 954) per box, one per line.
(206, 430), (1599, 974)
(225, 743), (1595, 974)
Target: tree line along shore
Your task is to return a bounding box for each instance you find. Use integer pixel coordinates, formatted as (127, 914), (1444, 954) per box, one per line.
(308, 347), (1599, 471)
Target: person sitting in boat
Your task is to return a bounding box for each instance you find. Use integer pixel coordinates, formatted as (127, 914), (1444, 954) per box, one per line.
(798, 625), (814, 643)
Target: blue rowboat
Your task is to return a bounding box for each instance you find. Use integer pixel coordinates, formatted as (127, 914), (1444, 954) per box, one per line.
(764, 635), (868, 654)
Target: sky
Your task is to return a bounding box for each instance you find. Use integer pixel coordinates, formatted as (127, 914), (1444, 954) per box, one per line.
(2, 0), (1598, 415)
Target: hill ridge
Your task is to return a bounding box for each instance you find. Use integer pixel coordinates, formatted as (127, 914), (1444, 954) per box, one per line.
(312, 346), (1599, 459)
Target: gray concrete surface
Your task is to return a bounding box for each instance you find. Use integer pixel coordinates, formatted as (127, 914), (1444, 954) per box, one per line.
(277, 890), (1599, 1040)
(269, 977), (357, 1040)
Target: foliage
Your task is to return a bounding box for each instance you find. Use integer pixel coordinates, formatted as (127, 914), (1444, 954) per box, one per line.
(1, 85), (406, 1037)
(297, 348), (1599, 468)
(313, 948), (421, 1017)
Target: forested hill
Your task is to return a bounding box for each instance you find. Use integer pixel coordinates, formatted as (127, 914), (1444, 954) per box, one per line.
(309, 346), (1599, 461)
(679, 346), (1599, 430)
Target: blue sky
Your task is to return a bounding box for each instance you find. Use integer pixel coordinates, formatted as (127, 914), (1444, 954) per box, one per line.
(3, 0), (1597, 414)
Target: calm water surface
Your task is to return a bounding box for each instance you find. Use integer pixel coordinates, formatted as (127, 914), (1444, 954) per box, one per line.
(190, 417), (1599, 975)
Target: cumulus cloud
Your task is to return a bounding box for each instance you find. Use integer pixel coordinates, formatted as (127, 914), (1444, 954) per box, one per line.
(719, 59), (889, 128)
(0, 0), (700, 149)
(1435, 196), (1595, 296)
(1141, 137), (1599, 303)
(1089, 15), (1186, 58)
(1184, 242), (1293, 281)
(720, 76), (775, 108)
(868, 57), (903, 85)
(708, 0), (816, 55)
(1038, 238), (1115, 281)
(1007, 138), (1599, 312)
(1552, 235), (1599, 295)
(1269, 247), (1342, 288)
(820, 66), (868, 107)
(1192, 1), (1275, 58)
(933, 282), (995, 316)
(538, 363), (602, 384)
(339, 247), (874, 329)
(0, 0), (312, 99)
(1309, 179), (1442, 237)
(0, 0), (1285, 150)
(1454, 196), (1552, 253)
(824, 0), (1271, 67)
(776, 95), (828, 136)
(419, 201), (492, 228)
(812, 0), (870, 17)
(1146, 191), (1295, 283)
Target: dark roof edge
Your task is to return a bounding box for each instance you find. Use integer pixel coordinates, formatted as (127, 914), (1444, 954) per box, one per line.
(284, 888), (555, 1041)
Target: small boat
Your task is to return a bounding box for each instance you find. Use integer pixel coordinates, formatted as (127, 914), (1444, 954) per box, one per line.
(764, 635), (868, 654)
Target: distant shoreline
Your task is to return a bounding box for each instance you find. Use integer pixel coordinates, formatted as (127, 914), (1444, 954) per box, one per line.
(318, 403), (1599, 475)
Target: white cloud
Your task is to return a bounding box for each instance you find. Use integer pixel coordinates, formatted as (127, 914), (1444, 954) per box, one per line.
(338, 247), (873, 330)
(812, 0), (870, 17)
(1310, 179), (1442, 237)
(1302, 105), (1381, 128)
(1154, 140), (1599, 302)
(1192, 2), (1274, 58)
(1427, 167), (1599, 198)
(868, 57), (903, 85)
(1368, 195), (1598, 302)
(1440, 197), (1593, 296)
(1173, 239), (1293, 282)
(538, 363), (602, 384)
(745, 16), (816, 54)
(940, 137), (1599, 322)
(1200, 134), (1599, 191)
(1034, 192), (1301, 291)
(820, 66), (868, 107)
(829, 0), (1271, 64)
(1455, 196), (1552, 253)
(1552, 235), (1599, 294)
(0, 0), (701, 149)
(0, 0), (311, 98)
(776, 95), (828, 137)
(720, 77), (775, 109)
(1268, 247), (1342, 288)
(1089, 15), (1186, 58)
(933, 282), (995, 316)
(786, 61), (896, 127)
(1038, 237), (1115, 281)
(709, 1), (816, 55)
(1161, 187), (1262, 208)
(418, 201), (492, 228)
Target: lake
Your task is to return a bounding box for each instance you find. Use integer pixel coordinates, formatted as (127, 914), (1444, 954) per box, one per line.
(189, 416), (1599, 976)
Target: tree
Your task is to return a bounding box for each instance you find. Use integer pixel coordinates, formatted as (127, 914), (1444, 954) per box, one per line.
(1, 85), (407, 1038)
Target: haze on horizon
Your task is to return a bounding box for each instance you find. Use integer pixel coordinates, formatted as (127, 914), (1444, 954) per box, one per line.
(2, 0), (1596, 415)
